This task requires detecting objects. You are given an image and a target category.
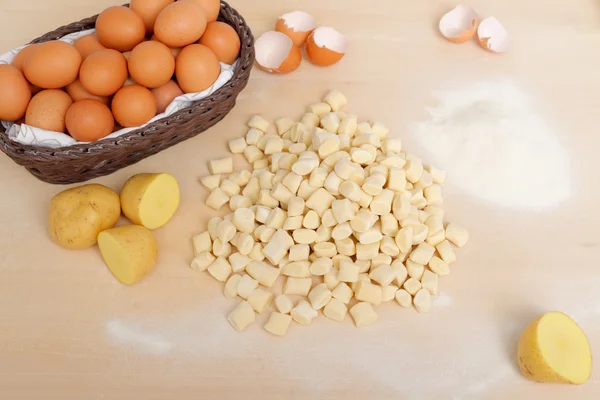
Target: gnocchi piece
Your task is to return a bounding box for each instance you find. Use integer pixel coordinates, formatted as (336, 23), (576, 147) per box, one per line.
(331, 282), (354, 304)
(369, 264), (397, 286)
(349, 302), (379, 327)
(237, 274), (259, 299)
(247, 115), (270, 132)
(229, 137), (247, 154)
(308, 283), (333, 310)
(445, 223), (469, 248)
(228, 301), (256, 332)
(323, 297), (348, 321)
(246, 261), (280, 287)
(275, 294), (294, 314)
(209, 157), (233, 175)
(191, 252), (216, 272)
(354, 280), (383, 305)
(201, 174), (221, 191)
(395, 289), (413, 308)
(310, 257), (333, 276)
(291, 300), (319, 325)
(283, 277), (313, 296)
(192, 231), (212, 256)
(413, 289), (432, 313)
(207, 257), (232, 282)
(264, 312), (293, 336)
(436, 240), (457, 264)
(206, 188), (230, 210)
(421, 270), (439, 295)
(248, 288), (274, 314)
(224, 274), (242, 299)
(381, 285), (399, 302)
(229, 252), (252, 272)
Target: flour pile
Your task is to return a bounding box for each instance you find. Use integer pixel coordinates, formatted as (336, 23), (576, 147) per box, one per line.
(413, 79), (570, 211)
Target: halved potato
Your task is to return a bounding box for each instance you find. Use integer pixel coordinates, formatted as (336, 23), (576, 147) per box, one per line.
(120, 173), (180, 230)
(98, 225), (158, 285)
(518, 311), (592, 385)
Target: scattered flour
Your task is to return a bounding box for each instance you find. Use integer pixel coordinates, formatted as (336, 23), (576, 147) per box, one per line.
(413, 79), (571, 211)
(432, 292), (454, 309)
(106, 319), (173, 355)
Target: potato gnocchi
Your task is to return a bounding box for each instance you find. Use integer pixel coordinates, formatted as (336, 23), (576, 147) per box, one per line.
(193, 90), (469, 335)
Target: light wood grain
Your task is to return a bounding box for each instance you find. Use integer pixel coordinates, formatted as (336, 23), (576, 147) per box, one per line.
(1, 0), (600, 399)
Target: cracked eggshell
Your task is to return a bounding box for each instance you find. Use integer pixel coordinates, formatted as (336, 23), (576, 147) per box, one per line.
(439, 5), (479, 43)
(478, 17), (510, 53)
(305, 26), (348, 67)
(255, 31), (302, 74)
(276, 11), (317, 47)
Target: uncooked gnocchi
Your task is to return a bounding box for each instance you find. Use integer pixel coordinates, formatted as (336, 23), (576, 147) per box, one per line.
(193, 90), (469, 335)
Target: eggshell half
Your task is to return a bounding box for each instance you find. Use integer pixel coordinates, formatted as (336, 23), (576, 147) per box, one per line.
(478, 17), (510, 53)
(275, 11), (317, 47)
(254, 31), (301, 74)
(439, 5), (479, 43)
(305, 27), (348, 67)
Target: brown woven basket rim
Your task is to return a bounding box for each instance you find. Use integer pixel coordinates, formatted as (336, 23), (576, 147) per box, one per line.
(0, 1), (254, 157)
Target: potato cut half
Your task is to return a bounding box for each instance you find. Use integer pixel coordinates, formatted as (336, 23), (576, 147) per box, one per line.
(518, 311), (592, 385)
(120, 173), (180, 230)
(98, 225), (158, 285)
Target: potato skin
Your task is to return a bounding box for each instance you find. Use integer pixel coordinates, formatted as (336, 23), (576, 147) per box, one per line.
(48, 184), (121, 249)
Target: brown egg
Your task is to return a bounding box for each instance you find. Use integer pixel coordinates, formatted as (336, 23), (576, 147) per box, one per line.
(154, 0), (207, 48)
(0, 65), (32, 121)
(74, 34), (107, 59)
(23, 41), (81, 89)
(111, 85), (157, 127)
(128, 41), (175, 88)
(175, 44), (220, 93)
(79, 49), (128, 96)
(25, 89), (73, 132)
(66, 79), (111, 106)
(151, 80), (183, 113)
(95, 6), (146, 51)
(190, 0), (220, 22)
(66, 99), (115, 142)
(130, 0), (174, 35)
(11, 43), (41, 72)
(199, 21), (240, 64)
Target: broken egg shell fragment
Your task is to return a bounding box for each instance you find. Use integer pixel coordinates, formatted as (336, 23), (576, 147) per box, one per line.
(305, 26), (348, 67)
(477, 17), (510, 53)
(276, 11), (317, 47)
(438, 5), (479, 44)
(255, 31), (302, 74)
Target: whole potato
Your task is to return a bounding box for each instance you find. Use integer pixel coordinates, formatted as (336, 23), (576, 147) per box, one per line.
(48, 184), (121, 249)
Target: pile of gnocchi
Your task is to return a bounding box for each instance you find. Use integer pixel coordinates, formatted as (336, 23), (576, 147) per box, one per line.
(192, 90), (469, 336)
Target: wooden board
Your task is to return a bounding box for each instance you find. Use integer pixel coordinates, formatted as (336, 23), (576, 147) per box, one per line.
(1, 0), (599, 398)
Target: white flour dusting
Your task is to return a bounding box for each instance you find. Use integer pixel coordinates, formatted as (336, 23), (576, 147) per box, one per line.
(413, 79), (571, 211)
(106, 319), (173, 355)
(432, 292), (454, 309)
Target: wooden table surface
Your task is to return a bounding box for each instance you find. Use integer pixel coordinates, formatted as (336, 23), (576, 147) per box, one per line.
(1, 0), (600, 399)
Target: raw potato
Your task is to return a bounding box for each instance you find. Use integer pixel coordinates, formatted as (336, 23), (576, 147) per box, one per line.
(517, 311), (592, 385)
(98, 225), (158, 285)
(48, 184), (120, 250)
(120, 173), (180, 230)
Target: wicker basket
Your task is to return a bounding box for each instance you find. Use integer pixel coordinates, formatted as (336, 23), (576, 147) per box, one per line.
(0, 1), (254, 185)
